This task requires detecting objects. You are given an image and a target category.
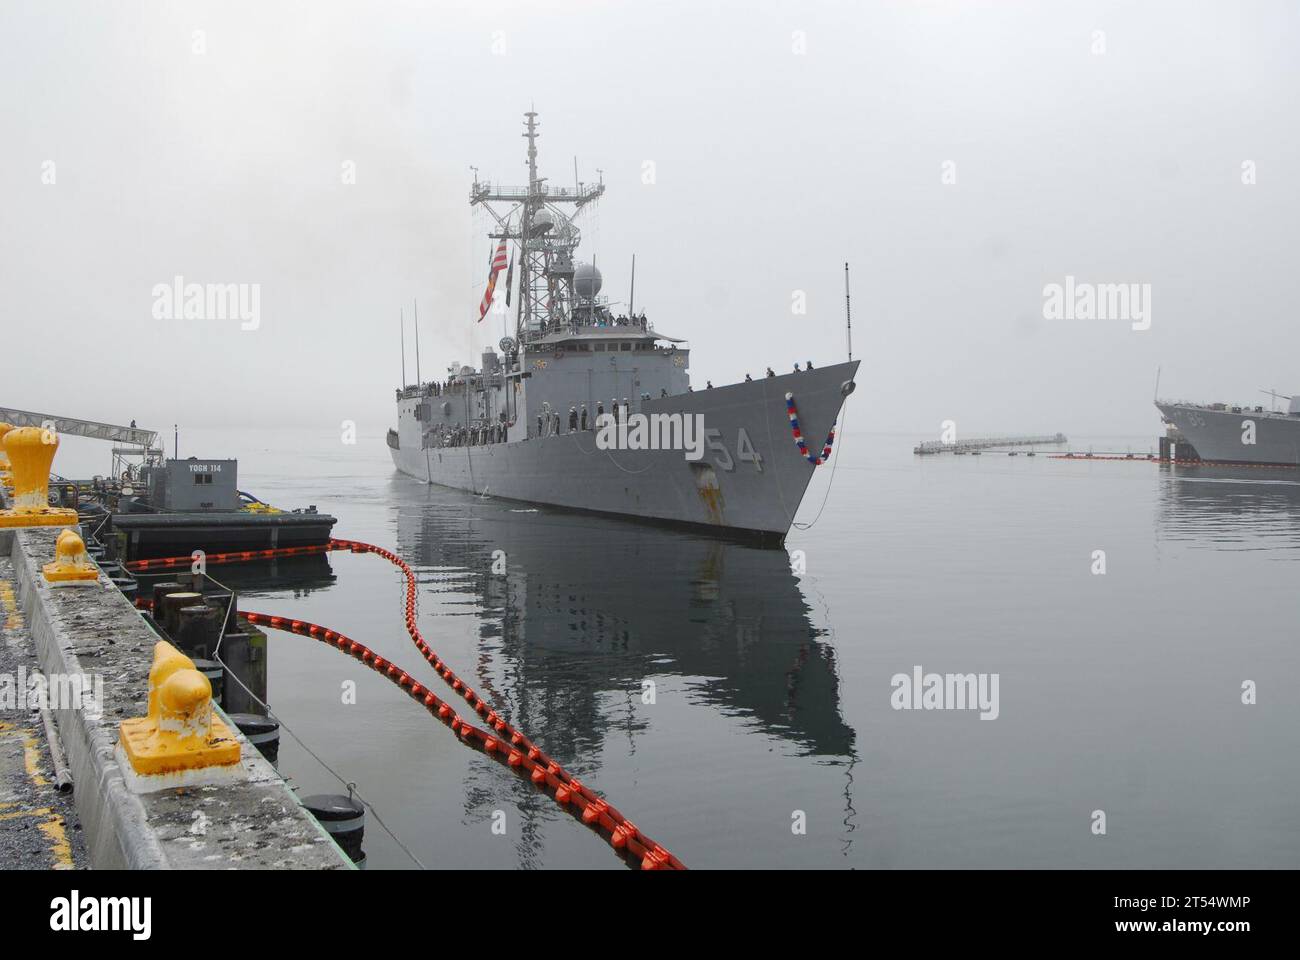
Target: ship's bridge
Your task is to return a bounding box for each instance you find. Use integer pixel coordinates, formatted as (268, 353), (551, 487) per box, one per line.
(516, 316), (692, 414)
(527, 322), (687, 358)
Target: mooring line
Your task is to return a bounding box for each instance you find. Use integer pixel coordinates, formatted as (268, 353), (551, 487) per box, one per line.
(130, 594), (426, 868)
(212, 645), (428, 869)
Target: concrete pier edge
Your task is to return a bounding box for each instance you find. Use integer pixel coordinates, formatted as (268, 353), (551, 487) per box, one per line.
(2, 525), (353, 870)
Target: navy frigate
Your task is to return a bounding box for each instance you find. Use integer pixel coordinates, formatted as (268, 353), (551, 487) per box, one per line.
(388, 112), (858, 544)
(1157, 392), (1300, 466)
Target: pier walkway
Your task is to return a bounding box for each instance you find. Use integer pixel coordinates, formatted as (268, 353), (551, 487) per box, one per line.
(0, 555), (83, 869)
(0, 522), (352, 870)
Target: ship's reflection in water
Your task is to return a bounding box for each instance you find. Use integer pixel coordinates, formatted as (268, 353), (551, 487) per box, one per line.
(1158, 465), (1300, 551)
(391, 481), (857, 865)
(395, 486), (856, 758)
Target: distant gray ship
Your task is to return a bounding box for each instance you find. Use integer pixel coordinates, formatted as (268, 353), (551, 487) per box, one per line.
(1157, 394), (1300, 465)
(388, 112), (857, 544)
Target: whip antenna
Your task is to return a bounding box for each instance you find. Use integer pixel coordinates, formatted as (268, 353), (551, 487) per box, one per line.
(844, 262), (853, 362)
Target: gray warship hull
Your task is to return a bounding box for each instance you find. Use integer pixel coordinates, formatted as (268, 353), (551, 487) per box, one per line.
(1157, 401), (1300, 466)
(390, 361), (858, 543)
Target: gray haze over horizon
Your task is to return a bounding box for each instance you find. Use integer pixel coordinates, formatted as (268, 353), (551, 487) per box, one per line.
(3, 1), (1298, 452)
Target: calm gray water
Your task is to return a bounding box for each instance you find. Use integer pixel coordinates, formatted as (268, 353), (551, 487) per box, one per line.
(168, 425), (1300, 869)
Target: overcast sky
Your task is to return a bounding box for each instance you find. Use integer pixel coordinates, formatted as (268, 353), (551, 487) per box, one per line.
(3, 0), (1297, 448)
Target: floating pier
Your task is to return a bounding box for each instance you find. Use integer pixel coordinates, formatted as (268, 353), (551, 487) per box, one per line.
(914, 433), (1067, 455)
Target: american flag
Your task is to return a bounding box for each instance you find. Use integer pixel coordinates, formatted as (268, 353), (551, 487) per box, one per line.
(478, 238), (509, 321)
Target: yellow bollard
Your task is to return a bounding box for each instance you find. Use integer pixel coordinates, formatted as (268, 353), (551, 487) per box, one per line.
(42, 529), (102, 585)
(0, 426), (78, 527)
(117, 641), (241, 789)
(0, 422), (13, 489)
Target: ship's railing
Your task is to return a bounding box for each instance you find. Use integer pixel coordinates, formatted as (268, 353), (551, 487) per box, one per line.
(422, 418), (509, 449)
(399, 378), (494, 401)
(1158, 398), (1289, 415)
(470, 182), (603, 203)
(524, 318), (654, 341)
(572, 317), (651, 333)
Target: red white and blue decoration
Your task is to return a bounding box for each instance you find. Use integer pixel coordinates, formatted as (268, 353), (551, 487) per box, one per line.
(785, 392), (835, 466)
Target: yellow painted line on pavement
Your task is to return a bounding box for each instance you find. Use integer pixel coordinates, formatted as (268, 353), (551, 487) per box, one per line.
(0, 722), (73, 867)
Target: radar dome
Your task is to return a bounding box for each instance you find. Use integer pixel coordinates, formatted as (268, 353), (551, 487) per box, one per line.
(574, 262), (602, 299)
(529, 209), (555, 236)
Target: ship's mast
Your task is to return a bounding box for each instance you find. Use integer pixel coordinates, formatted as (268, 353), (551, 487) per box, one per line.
(520, 110), (540, 342)
(469, 110), (604, 347)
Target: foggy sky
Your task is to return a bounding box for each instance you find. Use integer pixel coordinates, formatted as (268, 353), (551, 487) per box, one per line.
(3, 0), (1298, 451)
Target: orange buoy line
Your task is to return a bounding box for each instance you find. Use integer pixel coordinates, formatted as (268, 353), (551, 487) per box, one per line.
(127, 538), (685, 870)
(1047, 453), (1300, 470)
(242, 610), (680, 869)
(125, 542), (332, 572)
(1047, 454), (1159, 462)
